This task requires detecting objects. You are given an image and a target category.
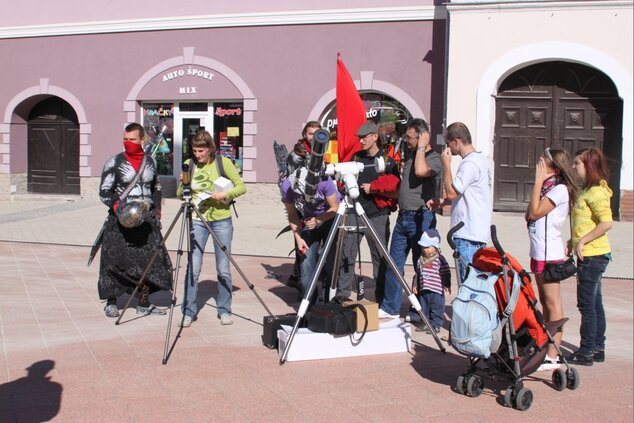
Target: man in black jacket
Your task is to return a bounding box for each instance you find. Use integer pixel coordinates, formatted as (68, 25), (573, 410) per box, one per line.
(336, 121), (400, 302)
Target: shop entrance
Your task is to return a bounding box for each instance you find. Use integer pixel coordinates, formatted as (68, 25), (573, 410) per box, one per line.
(494, 61), (623, 218)
(173, 104), (212, 173)
(27, 97), (80, 194)
(141, 102), (244, 196)
(181, 117), (204, 163)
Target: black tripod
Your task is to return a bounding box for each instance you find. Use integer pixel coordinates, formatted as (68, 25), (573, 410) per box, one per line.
(114, 183), (273, 364)
(279, 190), (446, 365)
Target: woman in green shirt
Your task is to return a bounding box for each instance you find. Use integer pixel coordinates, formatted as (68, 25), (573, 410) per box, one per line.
(177, 130), (246, 327)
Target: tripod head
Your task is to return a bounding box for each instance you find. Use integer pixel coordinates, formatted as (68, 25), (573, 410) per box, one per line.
(181, 163), (193, 201)
(324, 157), (385, 199)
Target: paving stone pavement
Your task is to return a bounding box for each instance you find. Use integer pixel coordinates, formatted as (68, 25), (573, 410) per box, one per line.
(0, 183), (631, 279)
(0, 184), (632, 422)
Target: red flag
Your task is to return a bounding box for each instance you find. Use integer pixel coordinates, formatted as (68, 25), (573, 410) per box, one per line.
(336, 53), (366, 163)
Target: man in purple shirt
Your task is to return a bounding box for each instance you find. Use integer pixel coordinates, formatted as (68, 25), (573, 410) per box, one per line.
(280, 169), (340, 300)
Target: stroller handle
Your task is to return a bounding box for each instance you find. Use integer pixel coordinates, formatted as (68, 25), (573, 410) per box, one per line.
(491, 225), (506, 257)
(447, 221), (465, 250)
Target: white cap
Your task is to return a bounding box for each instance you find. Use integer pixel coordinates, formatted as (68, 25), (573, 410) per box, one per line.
(418, 228), (441, 249)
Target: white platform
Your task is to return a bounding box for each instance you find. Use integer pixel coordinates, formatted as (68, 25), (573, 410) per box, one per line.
(277, 318), (411, 362)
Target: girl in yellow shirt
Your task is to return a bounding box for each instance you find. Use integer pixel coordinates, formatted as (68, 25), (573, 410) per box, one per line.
(567, 147), (613, 366)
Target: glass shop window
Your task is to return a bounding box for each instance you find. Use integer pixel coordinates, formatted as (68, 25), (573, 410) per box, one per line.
(142, 103), (175, 176)
(213, 102), (244, 175)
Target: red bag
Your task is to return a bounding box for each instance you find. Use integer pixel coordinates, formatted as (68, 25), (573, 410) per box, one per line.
(370, 174), (399, 212)
(372, 195), (397, 212)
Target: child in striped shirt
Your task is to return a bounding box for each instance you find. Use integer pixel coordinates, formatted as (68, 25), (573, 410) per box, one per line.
(410, 228), (451, 334)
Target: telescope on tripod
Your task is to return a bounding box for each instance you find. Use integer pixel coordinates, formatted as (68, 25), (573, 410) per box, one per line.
(291, 127), (384, 202)
(279, 129), (446, 365)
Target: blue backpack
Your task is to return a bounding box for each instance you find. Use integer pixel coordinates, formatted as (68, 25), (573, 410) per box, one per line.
(450, 266), (502, 359)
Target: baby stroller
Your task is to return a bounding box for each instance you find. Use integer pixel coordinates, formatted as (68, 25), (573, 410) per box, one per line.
(448, 223), (580, 411)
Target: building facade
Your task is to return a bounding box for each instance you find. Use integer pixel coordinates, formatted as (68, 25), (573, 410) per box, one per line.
(0, 1), (445, 197)
(445, 0), (633, 220)
(1, 0), (632, 220)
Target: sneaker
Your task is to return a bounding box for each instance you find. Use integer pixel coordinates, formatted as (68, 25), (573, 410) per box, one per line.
(567, 351), (594, 366)
(179, 315), (195, 328)
(378, 309), (399, 319)
(136, 304), (167, 315)
(104, 304), (119, 318)
(425, 326), (441, 334)
(536, 356), (561, 372)
(220, 313), (234, 325)
(414, 324), (429, 333)
(594, 350), (605, 363)
(405, 312), (421, 323)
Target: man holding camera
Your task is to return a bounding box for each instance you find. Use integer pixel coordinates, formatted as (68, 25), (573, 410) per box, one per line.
(379, 118), (442, 319)
(336, 121), (400, 302)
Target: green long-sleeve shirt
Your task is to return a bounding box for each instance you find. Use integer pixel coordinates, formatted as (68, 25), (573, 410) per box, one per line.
(177, 157), (246, 221)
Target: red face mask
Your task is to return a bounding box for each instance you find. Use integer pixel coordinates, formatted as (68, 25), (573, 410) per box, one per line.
(124, 141), (144, 171)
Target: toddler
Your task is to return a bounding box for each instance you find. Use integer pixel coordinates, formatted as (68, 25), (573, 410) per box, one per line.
(406, 228), (451, 333)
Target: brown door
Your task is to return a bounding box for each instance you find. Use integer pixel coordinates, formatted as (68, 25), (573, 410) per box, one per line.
(494, 61), (622, 217)
(28, 97), (80, 194)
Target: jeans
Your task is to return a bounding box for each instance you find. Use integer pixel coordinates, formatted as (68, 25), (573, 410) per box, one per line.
(454, 237), (486, 283)
(300, 220), (335, 301)
(337, 213), (390, 300)
(420, 290), (445, 329)
(182, 218), (233, 318)
(576, 254), (610, 356)
(381, 209), (436, 315)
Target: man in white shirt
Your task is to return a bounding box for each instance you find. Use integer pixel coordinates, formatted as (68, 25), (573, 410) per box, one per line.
(440, 122), (492, 282)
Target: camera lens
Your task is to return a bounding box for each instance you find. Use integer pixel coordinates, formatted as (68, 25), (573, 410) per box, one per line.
(314, 129), (329, 142)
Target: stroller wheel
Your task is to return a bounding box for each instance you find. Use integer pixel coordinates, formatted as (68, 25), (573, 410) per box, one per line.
(503, 387), (514, 407)
(552, 368), (567, 391)
(514, 388), (533, 411)
(456, 375), (467, 395)
(566, 367), (580, 390)
(466, 374), (484, 398)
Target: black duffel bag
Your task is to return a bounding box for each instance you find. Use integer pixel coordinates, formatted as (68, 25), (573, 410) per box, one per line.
(306, 302), (368, 340)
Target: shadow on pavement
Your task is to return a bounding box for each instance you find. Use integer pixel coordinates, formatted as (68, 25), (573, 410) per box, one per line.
(0, 360), (62, 422)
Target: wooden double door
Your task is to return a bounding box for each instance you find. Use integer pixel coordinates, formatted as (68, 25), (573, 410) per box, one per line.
(28, 97), (80, 194)
(494, 61), (622, 218)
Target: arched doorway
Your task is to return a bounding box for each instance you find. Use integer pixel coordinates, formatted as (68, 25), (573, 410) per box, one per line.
(28, 97), (80, 194)
(494, 61), (623, 218)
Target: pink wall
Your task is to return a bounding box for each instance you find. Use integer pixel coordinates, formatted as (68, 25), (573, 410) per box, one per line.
(1, 20), (445, 182)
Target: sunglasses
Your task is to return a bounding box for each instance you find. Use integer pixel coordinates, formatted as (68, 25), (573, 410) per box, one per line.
(544, 147), (554, 163)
